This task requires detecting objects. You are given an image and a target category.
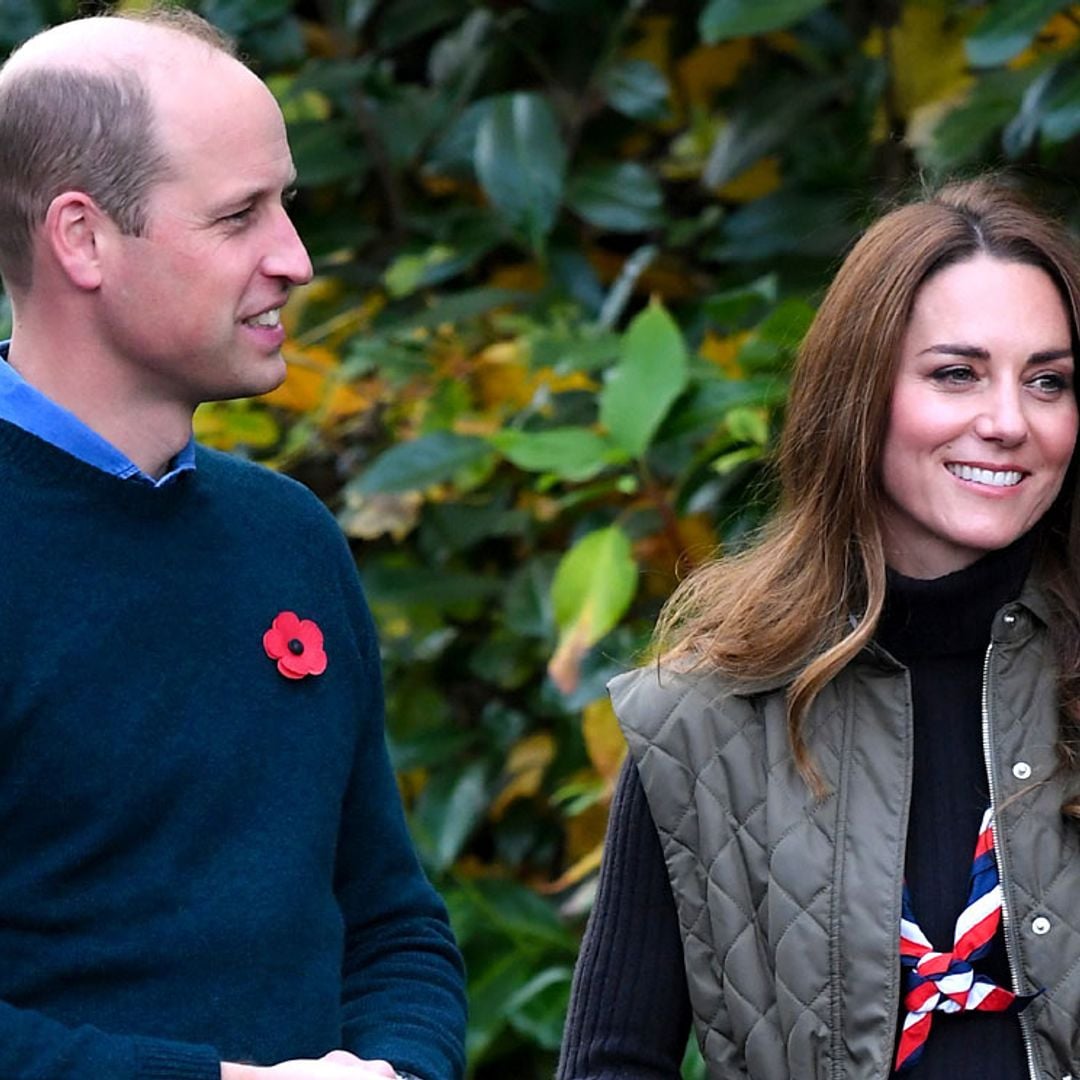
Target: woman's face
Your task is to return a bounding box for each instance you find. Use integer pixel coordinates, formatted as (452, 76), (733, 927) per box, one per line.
(880, 254), (1078, 578)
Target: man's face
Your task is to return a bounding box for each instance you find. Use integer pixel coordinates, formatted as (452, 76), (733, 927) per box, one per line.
(98, 52), (312, 407)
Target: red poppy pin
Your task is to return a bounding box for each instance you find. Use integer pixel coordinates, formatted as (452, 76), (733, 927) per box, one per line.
(262, 611), (327, 680)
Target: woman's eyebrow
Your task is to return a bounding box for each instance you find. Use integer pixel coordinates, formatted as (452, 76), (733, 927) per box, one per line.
(918, 343), (1073, 364)
(918, 343), (989, 359)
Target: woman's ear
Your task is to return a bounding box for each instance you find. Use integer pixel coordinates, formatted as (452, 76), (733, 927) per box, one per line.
(41, 191), (106, 291)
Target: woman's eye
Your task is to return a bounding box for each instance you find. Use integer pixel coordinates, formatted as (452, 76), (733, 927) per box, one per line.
(930, 365), (975, 385)
(1029, 371), (1071, 394)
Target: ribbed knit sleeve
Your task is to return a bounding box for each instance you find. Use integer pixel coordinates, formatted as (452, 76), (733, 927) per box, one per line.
(558, 758), (691, 1079)
(0, 1003), (219, 1080)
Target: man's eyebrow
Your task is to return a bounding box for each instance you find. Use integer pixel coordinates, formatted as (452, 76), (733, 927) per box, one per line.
(210, 172), (298, 215)
(918, 343), (1073, 364)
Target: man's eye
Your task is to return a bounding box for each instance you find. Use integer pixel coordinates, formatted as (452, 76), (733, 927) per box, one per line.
(222, 205), (254, 225)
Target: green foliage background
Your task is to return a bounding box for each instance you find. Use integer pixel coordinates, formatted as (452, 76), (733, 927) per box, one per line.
(5, 0), (1080, 1074)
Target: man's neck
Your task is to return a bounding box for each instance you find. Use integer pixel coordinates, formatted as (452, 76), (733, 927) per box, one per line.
(6, 331), (193, 480)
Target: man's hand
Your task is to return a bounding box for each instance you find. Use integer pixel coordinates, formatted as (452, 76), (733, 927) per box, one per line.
(222, 1050), (400, 1079)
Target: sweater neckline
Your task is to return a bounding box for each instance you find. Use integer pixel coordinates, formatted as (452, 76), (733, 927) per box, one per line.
(877, 533), (1036, 661)
(0, 417), (196, 510)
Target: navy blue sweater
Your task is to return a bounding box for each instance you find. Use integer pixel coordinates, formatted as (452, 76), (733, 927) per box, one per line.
(0, 419), (465, 1080)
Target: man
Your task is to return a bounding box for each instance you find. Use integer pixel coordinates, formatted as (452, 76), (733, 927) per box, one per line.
(0, 9), (465, 1080)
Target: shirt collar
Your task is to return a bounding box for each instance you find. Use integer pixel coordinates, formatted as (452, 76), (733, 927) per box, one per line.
(0, 341), (195, 487)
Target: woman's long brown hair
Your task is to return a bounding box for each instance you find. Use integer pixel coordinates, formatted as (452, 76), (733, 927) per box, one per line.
(655, 176), (1080, 813)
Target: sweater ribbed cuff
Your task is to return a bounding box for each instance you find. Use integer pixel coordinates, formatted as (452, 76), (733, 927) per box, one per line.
(133, 1036), (222, 1080)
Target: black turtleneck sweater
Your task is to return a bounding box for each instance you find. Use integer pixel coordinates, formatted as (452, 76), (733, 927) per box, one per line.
(558, 539), (1035, 1079)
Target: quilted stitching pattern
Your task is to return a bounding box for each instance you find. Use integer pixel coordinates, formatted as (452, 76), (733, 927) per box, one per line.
(611, 617), (1080, 1080)
(614, 670), (841, 1078)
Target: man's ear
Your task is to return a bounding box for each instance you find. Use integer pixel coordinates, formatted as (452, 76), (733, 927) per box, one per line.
(42, 191), (109, 291)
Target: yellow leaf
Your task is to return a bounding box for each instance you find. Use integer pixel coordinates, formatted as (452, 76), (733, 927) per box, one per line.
(548, 618), (592, 695)
(676, 40), (754, 103)
(1009, 9), (1080, 67)
(583, 698), (627, 785)
(193, 401), (280, 451)
(486, 261), (547, 291)
(700, 330), (750, 376)
(474, 340), (533, 410)
(864, 3), (973, 122)
(541, 842), (604, 893)
(716, 156), (782, 202)
(763, 31), (802, 56)
(259, 342), (373, 420)
(624, 14), (674, 74)
(539, 368), (597, 394)
(587, 247), (700, 300)
(338, 490), (423, 541)
(490, 732), (557, 819)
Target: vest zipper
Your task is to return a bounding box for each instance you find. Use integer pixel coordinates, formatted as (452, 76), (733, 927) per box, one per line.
(980, 639), (1039, 1080)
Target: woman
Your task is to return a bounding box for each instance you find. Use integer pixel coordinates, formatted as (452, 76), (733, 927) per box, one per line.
(558, 178), (1080, 1079)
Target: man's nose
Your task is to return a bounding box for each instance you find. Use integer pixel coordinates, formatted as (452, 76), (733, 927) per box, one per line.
(262, 207), (313, 285)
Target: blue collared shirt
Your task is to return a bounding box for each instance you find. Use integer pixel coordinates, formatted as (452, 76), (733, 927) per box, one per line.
(0, 341), (195, 487)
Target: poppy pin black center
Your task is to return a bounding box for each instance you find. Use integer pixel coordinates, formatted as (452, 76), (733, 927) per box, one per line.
(288, 638), (305, 655)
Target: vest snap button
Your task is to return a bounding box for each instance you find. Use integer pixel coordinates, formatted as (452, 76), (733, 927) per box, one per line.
(1003, 612), (1017, 625)
(1032, 916), (1051, 936)
(1012, 761), (1032, 780)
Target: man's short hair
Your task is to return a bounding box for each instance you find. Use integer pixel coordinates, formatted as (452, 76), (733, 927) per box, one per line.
(0, 8), (236, 292)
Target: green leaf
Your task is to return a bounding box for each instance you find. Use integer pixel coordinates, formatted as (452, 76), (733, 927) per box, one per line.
(475, 93), (568, 254)
(599, 58), (671, 121)
(0, 3), (44, 49)
(551, 526), (637, 640)
(600, 300), (690, 458)
(414, 760), (490, 871)
(420, 502), (530, 556)
(505, 967), (575, 1050)
(965, 0), (1072, 68)
(504, 557), (557, 639)
(429, 9), (494, 87)
(491, 427), (625, 481)
(920, 69), (1036, 173)
(353, 432), (493, 494)
(456, 877), (576, 951)
(756, 297), (816, 347)
(703, 77), (840, 189)
(1002, 65), (1058, 158)
(365, 562), (501, 609)
(597, 244), (658, 330)
(383, 245), (462, 298)
(203, 0), (292, 36)
(699, 0), (829, 43)
(702, 275), (779, 329)
(375, 0), (470, 50)
(1039, 59), (1080, 142)
(344, 0), (379, 33)
(465, 948), (528, 1062)
(377, 288), (533, 335)
(725, 405), (769, 446)
(708, 191), (857, 261)
(288, 120), (367, 187)
(566, 162), (665, 233)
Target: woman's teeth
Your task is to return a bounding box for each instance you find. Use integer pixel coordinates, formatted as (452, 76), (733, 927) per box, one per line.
(946, 464), (1022, 487)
